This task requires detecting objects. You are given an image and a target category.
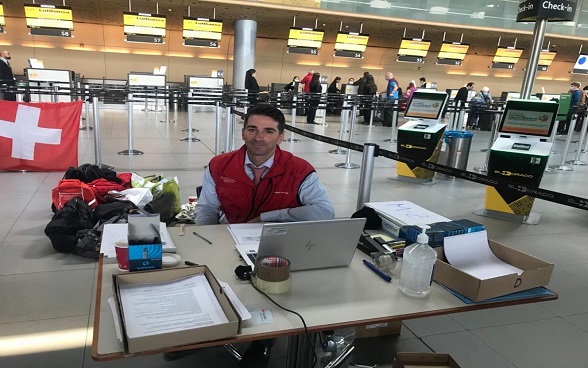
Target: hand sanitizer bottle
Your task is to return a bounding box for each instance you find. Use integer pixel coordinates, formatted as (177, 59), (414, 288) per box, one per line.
(399, 225), (437, 297)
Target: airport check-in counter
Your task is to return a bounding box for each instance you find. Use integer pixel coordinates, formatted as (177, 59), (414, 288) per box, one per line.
(26, 68), (75, 102)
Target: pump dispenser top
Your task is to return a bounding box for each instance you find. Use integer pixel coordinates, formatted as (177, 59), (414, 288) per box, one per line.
(416, 225), (429, 245)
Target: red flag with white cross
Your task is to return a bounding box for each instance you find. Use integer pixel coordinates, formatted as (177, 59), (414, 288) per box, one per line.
(0, 101), (82, 171)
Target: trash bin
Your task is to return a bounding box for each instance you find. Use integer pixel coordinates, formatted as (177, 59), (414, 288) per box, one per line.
(438, 130), (473, 172)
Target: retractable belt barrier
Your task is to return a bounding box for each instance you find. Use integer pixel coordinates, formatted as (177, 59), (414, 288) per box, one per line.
(283, 124), (588, 212)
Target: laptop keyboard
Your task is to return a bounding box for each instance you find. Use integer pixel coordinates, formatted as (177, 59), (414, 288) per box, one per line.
(247, 253), (257, 264)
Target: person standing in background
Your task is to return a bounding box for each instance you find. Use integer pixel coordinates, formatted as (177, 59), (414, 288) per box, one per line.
(327, 76), (342, 115)
(348, 77), (355, 84)
(306, 72), (322, 124)
(454, 82), (475, 106)
(560, 81), (583, 134)
(361, 75), (378, 125)
(382, 72), (399, 127)
(405, 81), (418, 103)
(419, 77), (427, 88)
(300, 69), (314, 93)
(244, 69), (260, 111)
(284, 76), (299, 92)
(0, 50), (16, 101)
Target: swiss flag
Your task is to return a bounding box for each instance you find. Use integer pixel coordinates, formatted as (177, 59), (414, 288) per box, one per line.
(0, 101), (82, 171)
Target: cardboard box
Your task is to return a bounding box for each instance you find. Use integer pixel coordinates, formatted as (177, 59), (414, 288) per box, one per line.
(112, 266), (241, 354)
(355, 321), (402, 338)
(433, 240), (553, 302)
(395, 352), (462, 368)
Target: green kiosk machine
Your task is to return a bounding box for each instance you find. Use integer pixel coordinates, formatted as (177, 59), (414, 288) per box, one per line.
(396, 91), (449, 182)
(474, 99), (559, 224)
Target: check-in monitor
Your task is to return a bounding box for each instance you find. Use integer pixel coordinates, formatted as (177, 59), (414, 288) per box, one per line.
(403, 90), (449, 122)
(498, 99), (558, 137)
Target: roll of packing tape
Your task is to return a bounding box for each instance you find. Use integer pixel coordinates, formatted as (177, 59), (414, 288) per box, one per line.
(254, 256), (291, 294)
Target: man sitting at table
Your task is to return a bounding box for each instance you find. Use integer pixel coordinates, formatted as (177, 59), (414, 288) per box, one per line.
(195, 104), (335, 225)
(166, 105), (335, 367)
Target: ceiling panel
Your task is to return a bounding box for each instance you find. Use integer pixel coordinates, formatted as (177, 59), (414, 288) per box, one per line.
(1, 0), (584, 61)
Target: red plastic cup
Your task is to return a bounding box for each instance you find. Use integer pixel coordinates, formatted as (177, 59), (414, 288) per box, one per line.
(114, 241), (129, 271)
(188, 196), (198, 203)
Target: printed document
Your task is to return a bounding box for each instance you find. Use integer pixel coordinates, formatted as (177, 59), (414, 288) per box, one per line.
(443, 231), (523, 280)
(228, 223), (263, 245)
(118, 274), (228, 338)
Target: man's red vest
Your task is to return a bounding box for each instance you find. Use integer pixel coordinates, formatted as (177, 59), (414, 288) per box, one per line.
(209, 146), (315, 223)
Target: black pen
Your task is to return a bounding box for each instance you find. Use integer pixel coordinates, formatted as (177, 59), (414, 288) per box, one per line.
(193, 231), (213, 245)
(184, 261), (199, 266)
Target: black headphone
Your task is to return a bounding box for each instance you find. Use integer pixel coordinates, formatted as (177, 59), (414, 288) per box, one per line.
(321, 330), (337, 352)
(235, 265), (253, 280)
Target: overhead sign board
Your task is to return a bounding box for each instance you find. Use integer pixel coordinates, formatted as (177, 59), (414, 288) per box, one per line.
(287, 27), (324, 55)
(334, 32), (369, 59)
(24, 3), (74, 37)
(183, 17), (222, 47)
(397, 38), (431, 63)
(0, 3), (5, 33)
(572, 54), (588, 74)
(517, 0), (577, 22)
(492, 47), (523, 64)
(437, 42), (469, 66)
(123, 11), (166, 43)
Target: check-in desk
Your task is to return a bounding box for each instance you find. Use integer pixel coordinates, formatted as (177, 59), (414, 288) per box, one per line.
(26, 68), (75, 102)
(482, 136), (551, 222)
(397, 121), (446, 182)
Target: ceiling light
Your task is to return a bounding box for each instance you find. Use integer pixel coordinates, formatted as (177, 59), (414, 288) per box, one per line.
(430, 7), (448, 15)
(369, 0), (391, 9)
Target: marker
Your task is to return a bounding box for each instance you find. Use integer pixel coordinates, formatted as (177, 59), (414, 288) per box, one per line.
(193, 231), (213, 245)
(184, 261), (199, 266)
(362, 259), (392, 283)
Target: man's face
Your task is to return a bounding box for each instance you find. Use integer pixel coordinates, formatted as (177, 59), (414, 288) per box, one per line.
(242, 114), (284, 163)
(468, 84), (475, 90)
(0, 51), (10, 60)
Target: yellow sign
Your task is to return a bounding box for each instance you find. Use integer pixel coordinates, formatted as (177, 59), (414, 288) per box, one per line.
(124, 13), (166, 28)
(24, 4), (73, 29)
(288, 28), (324, 42)
(0, 3), (4, 26)
(493, 47), (523, 64)
(439, 43), (469, 54)
(438, 52), (467, 60)
(123, 12), (166, 37)
(335, 33), (369, 45)
(183, 18), (222, 33)
(25, 5), (73, 20)
(399, 39), (431, 51)
(539, 51), (556, 66)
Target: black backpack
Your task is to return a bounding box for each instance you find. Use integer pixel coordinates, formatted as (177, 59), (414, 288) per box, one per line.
(63, 164), (121, 184)
(45, 197), (95, 253)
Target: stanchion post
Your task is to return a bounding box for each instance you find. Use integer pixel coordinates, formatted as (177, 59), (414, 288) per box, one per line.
(215, 101), (222, 154)
(118, 93), (144, 155)
(550, 114), (576, 171)
(181, 91), (201, 142)
(566, 114), (587, 165)
(329, 97), (349, 154)
(91, 96), (114, 168)
(356, 143), (378, 211)
(473, 113), (499, 174)
(51, 85), (58, 103)
(80, 85), (94, 131)
(335, 105), (360, 170)
(225, 106), (233, 153)
(285, 94), (300, 142)
(457, 101), (466, 129)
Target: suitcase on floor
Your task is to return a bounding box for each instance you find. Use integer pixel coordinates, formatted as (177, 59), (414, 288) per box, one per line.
(478, 113), (492, 131)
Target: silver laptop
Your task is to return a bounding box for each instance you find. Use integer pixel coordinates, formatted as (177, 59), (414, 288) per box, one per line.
(235, 218), (366, 271)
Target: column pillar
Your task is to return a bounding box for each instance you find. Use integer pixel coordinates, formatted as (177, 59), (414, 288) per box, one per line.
(233, 19), (257, 89)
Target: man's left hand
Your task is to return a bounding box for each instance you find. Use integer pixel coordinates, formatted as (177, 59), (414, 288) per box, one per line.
(248, 216), (261, 223)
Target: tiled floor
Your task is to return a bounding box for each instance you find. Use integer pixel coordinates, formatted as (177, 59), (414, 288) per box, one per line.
(1, 106), (588, 368)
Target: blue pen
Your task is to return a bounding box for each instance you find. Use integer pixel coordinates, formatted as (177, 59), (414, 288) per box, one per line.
(362, 259), (392, 283)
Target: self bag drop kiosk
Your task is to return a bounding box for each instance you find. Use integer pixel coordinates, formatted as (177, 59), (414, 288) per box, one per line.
(396, 91), (449, 182)
(476, 99), (558, 224)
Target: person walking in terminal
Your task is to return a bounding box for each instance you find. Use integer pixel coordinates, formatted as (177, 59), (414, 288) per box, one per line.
(382, 72), (399, 127)
(306, 72), (322, 124)
(245, 68), (260, 111)
(0, 50), (16, 101)
(300, 69), (314, 93)
(327, 76), (342, 115)
(361, 74), (378, 125)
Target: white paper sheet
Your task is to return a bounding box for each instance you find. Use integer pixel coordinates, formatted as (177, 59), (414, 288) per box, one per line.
(101, 223), (176, 258)
(228, 223), (263, 245)
(107, 297), (123, 342)
(443, 231), (523, 280)
(365, 201), (451, 225)
(219, 281), (252, 321)
(118, 274), (229, 338)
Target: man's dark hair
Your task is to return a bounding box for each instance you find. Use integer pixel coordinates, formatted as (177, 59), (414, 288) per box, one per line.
(244, 104), (286, 133)
(363, 71), (369, 77)
(467, 82), (475, 87)
(419, 77), (426, 82)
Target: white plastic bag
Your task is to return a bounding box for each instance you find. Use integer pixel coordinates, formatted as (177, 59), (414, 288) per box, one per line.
(119, 188), (153, 208)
